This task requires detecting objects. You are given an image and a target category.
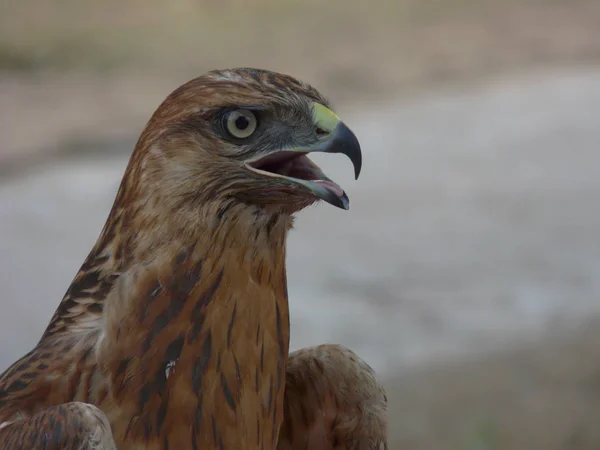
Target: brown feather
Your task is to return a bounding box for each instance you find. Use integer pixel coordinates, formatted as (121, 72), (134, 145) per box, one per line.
(0, 402), (115, 449)
(279, 345), (388, 450)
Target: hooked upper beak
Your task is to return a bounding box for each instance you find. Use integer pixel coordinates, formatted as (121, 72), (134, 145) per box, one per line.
(245, 102), (362, 210)
(306, 102), (362, 180)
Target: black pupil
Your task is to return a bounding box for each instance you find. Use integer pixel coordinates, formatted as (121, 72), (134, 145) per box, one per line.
(235, 115), (250, 130)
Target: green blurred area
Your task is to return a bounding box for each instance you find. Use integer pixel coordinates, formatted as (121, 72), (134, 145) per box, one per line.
(1, 0), (600, 100)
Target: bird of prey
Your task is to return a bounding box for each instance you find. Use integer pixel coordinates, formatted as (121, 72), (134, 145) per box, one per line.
(0, 68), (387, 449)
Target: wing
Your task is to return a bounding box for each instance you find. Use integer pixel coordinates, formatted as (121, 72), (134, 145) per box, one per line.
(278, 344), (388, 450)
(0, 402), (115, 450)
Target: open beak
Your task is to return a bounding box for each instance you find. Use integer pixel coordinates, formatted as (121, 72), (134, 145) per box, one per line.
(245, 103), (362, 210)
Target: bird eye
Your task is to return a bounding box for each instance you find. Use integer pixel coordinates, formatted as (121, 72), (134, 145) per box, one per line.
(225, 109), (258, 139)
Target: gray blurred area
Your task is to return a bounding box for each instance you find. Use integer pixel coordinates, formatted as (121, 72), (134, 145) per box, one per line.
(2, 1), (600, 448)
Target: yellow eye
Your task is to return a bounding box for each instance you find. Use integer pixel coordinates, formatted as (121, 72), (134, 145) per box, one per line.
(225, 109), (258, 139)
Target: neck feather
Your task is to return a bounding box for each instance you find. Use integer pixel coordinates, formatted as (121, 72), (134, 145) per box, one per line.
(42, 179), (293, 341)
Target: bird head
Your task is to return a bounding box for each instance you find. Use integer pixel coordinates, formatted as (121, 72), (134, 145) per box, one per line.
(130, 68), (361, 218)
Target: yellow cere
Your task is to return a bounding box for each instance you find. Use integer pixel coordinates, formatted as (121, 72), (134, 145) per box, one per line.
(311, 103), (341, 134)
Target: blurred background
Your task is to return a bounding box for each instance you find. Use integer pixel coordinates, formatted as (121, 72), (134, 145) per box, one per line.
(1, 0), (600, 448)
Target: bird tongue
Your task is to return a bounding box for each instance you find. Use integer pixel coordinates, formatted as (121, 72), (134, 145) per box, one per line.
(249, 152), (347, 200)
(311, 179), (345, 197)
(285, 156), (346, 197)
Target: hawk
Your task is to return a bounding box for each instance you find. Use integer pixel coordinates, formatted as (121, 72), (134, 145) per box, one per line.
(0, 68), (387, 449)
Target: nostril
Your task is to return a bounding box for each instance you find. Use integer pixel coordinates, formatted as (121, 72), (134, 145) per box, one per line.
(316, 127), (328, 136)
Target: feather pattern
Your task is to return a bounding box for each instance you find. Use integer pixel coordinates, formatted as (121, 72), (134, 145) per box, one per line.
(0, 68), (386, 450)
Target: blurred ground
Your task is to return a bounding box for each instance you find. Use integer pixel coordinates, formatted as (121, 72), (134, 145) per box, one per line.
(1, 1), (600, 449)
